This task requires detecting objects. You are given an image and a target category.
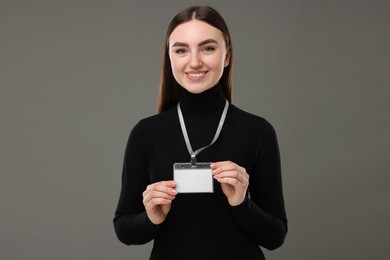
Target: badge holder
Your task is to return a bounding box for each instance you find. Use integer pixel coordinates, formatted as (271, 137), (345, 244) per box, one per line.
(173, 161), (213, 193)
(173, 100), (229, 193)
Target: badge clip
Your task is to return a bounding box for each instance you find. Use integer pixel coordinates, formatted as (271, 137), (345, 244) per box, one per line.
(190, 154), (197, 167)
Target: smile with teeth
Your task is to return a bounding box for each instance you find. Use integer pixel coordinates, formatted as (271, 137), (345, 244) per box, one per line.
(186, 71), (208, 79)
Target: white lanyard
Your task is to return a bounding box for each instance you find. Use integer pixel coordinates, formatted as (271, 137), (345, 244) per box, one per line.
(177, 100), (229, 166)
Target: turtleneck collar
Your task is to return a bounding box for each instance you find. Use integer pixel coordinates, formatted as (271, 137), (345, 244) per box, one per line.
(179, 83), (227, 118)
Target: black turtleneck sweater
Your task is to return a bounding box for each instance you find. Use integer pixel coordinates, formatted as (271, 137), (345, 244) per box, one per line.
(114, 85), (287, 260)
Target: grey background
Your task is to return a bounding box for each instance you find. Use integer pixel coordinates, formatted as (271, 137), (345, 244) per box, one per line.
(1, 0), (389, 259)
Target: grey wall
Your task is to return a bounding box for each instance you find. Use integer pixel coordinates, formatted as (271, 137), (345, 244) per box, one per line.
(1, 0), (389, 259)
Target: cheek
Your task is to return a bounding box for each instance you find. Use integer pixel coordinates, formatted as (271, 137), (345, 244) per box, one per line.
(204, 53), (226, 71)
(170, 55), (186, 70)
(207, 61), (225, 75)
(169, 57), (187, 83)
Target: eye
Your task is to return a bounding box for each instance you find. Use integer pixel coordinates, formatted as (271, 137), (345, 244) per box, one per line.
(203, 46), (215, 53)
(175, 48), (188, 55)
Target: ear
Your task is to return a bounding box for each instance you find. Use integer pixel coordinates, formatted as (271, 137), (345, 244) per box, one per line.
(224, 50), (231, 67)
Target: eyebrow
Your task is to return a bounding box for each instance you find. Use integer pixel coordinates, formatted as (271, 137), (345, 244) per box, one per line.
(171, 39), (219, 48)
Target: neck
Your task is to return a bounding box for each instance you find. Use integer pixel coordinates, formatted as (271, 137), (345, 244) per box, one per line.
(179, 83), (226, 118)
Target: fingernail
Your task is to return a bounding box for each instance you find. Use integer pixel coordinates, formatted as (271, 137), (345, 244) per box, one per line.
(171, 189), (177, 195)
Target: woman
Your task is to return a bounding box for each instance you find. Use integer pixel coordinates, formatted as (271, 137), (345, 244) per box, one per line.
(114, 6), (287, 260)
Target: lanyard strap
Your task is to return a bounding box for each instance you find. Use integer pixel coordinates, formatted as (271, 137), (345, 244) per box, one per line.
(177, 100), (229, 166)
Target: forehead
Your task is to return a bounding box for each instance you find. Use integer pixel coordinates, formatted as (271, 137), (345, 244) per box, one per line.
(169, 20), (225, 45)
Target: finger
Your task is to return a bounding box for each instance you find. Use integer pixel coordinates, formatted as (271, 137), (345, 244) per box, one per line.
(143, 188), (177, 206)
(160, 180), (176, 187)
(143, 190), (176, 203)
(146, 181), (177, 195)
(215, 169), (248, 179)
(210, 161), (232, 169)
(214, 170), (249, 185)
(212, 163), (246, 176)
(142, 190), (177, 204)
(214, 176), (247, 188)
(217, 169), (249, 180)
(144, 198), (173, 209)
(146, 180), (176, 190)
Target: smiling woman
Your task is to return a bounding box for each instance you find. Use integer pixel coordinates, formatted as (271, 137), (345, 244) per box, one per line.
(158, 6), (234, 113)
(168, 20), (230, 94)
(114, 6), (287, 260)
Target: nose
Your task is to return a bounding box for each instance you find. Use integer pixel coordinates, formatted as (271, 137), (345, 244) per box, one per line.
(189, 52), (202, 69)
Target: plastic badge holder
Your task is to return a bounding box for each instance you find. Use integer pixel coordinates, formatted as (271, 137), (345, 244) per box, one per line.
(173, 162), (214, 193)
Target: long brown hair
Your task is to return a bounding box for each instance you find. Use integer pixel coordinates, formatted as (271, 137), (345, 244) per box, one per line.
(157, 6), (234, 113)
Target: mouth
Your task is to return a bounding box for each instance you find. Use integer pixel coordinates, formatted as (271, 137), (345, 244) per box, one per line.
(185, 71), (208, 80)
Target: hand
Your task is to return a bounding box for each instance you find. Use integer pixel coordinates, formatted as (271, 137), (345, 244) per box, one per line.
(142, 180), (177, 225)
(211, 161), (249, 206)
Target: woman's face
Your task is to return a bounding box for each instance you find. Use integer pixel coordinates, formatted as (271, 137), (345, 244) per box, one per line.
(169, 20), (230, 94)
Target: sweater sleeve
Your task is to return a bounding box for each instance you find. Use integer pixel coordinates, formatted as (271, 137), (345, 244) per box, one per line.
(113, 121), (163, 245)
(230, 119), (287, 250)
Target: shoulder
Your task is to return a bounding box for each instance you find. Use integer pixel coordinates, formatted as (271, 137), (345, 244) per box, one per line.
(228, 105), (280, 158)
(125, 107), (178, 148)
(128, 106), (178, 140)
(228, 104), (276, 133)
(136, 106), (177, 129)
